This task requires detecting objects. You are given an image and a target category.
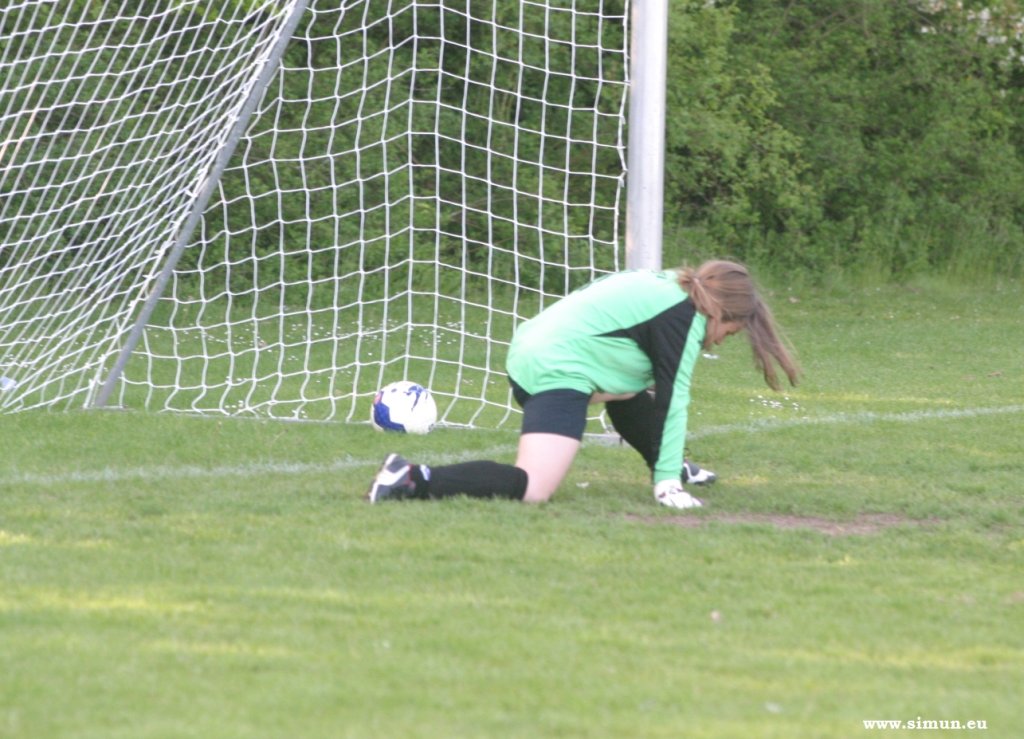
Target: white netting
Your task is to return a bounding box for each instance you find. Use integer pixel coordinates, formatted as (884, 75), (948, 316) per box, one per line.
(1, 0), (630, 426)
(0, 0), (308, 411)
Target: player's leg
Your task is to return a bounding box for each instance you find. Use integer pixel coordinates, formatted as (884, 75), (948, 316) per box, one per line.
(513, 387), (589, 502)
(605, 391), (717, 484)
(605, 392), (657, 468)
(367, 455), (527, 502)
(514, 432), (581, 503)
(367, 386), (588, 503)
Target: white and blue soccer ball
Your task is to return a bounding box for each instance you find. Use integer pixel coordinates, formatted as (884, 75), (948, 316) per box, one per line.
(371, 380), (438, 434)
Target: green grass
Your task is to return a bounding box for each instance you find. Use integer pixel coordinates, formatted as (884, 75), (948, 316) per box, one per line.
(2, 279), (1022, 738)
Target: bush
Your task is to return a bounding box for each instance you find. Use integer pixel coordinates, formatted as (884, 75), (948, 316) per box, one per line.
(664, 0), (1024, 280)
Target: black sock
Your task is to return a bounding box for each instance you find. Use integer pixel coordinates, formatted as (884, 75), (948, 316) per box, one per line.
(411, 461), (528, 500)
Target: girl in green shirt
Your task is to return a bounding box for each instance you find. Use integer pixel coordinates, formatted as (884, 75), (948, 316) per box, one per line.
(367, 260), (799, 508)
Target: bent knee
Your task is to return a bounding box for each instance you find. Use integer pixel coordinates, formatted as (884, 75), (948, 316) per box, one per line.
(514, 432), (580, 503)
(517, 464), (566, 503)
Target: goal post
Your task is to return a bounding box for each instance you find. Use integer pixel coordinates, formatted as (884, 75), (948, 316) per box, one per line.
(0, 0), (667, 427)
(626, 0), (668, 272)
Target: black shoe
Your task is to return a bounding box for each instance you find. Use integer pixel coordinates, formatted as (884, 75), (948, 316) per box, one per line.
(366, 453), (419, 503)
(683, 460), (717, 485)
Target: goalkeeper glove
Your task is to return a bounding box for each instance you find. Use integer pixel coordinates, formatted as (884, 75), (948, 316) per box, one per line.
(653, 479), (703, 509)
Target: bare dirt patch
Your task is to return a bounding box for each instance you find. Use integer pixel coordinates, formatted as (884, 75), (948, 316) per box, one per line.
(625, 512), (938, 537)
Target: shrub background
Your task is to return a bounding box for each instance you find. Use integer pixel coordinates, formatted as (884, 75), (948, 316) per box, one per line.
(662, 0), (1024, 280)
(5, 1), (1021, 284)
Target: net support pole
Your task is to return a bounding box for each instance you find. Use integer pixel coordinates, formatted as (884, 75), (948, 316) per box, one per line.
(625, 0), (668, 271)
(91, 0), (310, 409)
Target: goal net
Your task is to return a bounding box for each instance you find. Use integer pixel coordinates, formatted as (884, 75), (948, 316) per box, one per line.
(1, 0), (630, 427)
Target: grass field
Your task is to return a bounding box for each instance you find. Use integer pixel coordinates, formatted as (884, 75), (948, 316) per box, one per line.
(2, 278), (1022, 738)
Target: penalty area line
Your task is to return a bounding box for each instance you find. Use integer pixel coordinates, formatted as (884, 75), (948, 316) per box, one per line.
(585, 403), (1024, 445)
(686, 403), (1024, 441)
(3, 445), (518, 489)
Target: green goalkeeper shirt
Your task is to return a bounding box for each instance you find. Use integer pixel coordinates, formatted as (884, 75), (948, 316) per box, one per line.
(506, 269), (707, 484)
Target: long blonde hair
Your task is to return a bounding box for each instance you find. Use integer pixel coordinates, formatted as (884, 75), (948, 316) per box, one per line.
(677, 260), (800, 390)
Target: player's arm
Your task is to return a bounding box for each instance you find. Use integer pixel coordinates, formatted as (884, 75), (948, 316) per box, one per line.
(649, 304), (706, 486)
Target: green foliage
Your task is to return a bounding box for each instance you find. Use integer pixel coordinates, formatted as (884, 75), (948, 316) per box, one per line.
(663, 3), (819, 270)
(6, 1), (1023, 287)
(673, 0), (1024, 279)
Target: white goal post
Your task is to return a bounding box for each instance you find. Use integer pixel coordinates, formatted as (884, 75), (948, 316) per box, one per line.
(0, 0), (667, 427)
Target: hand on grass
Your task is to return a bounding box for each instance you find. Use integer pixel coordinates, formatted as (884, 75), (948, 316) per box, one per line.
(653, 480), (703, 509)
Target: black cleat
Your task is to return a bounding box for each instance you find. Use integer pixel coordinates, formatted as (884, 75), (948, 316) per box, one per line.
(366, 453), (419, 503)
(683, 460), (717, 485)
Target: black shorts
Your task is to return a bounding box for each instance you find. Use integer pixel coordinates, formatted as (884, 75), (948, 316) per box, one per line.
(509, 378), (590, 440)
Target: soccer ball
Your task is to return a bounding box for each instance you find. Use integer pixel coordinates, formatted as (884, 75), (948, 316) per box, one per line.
(371, 380), (438, 434)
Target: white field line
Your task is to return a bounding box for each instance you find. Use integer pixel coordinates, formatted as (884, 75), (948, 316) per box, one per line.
(685, 403), (1024, 441)
(4, 446), (518, 488)
(5, 404), (1021, 488)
